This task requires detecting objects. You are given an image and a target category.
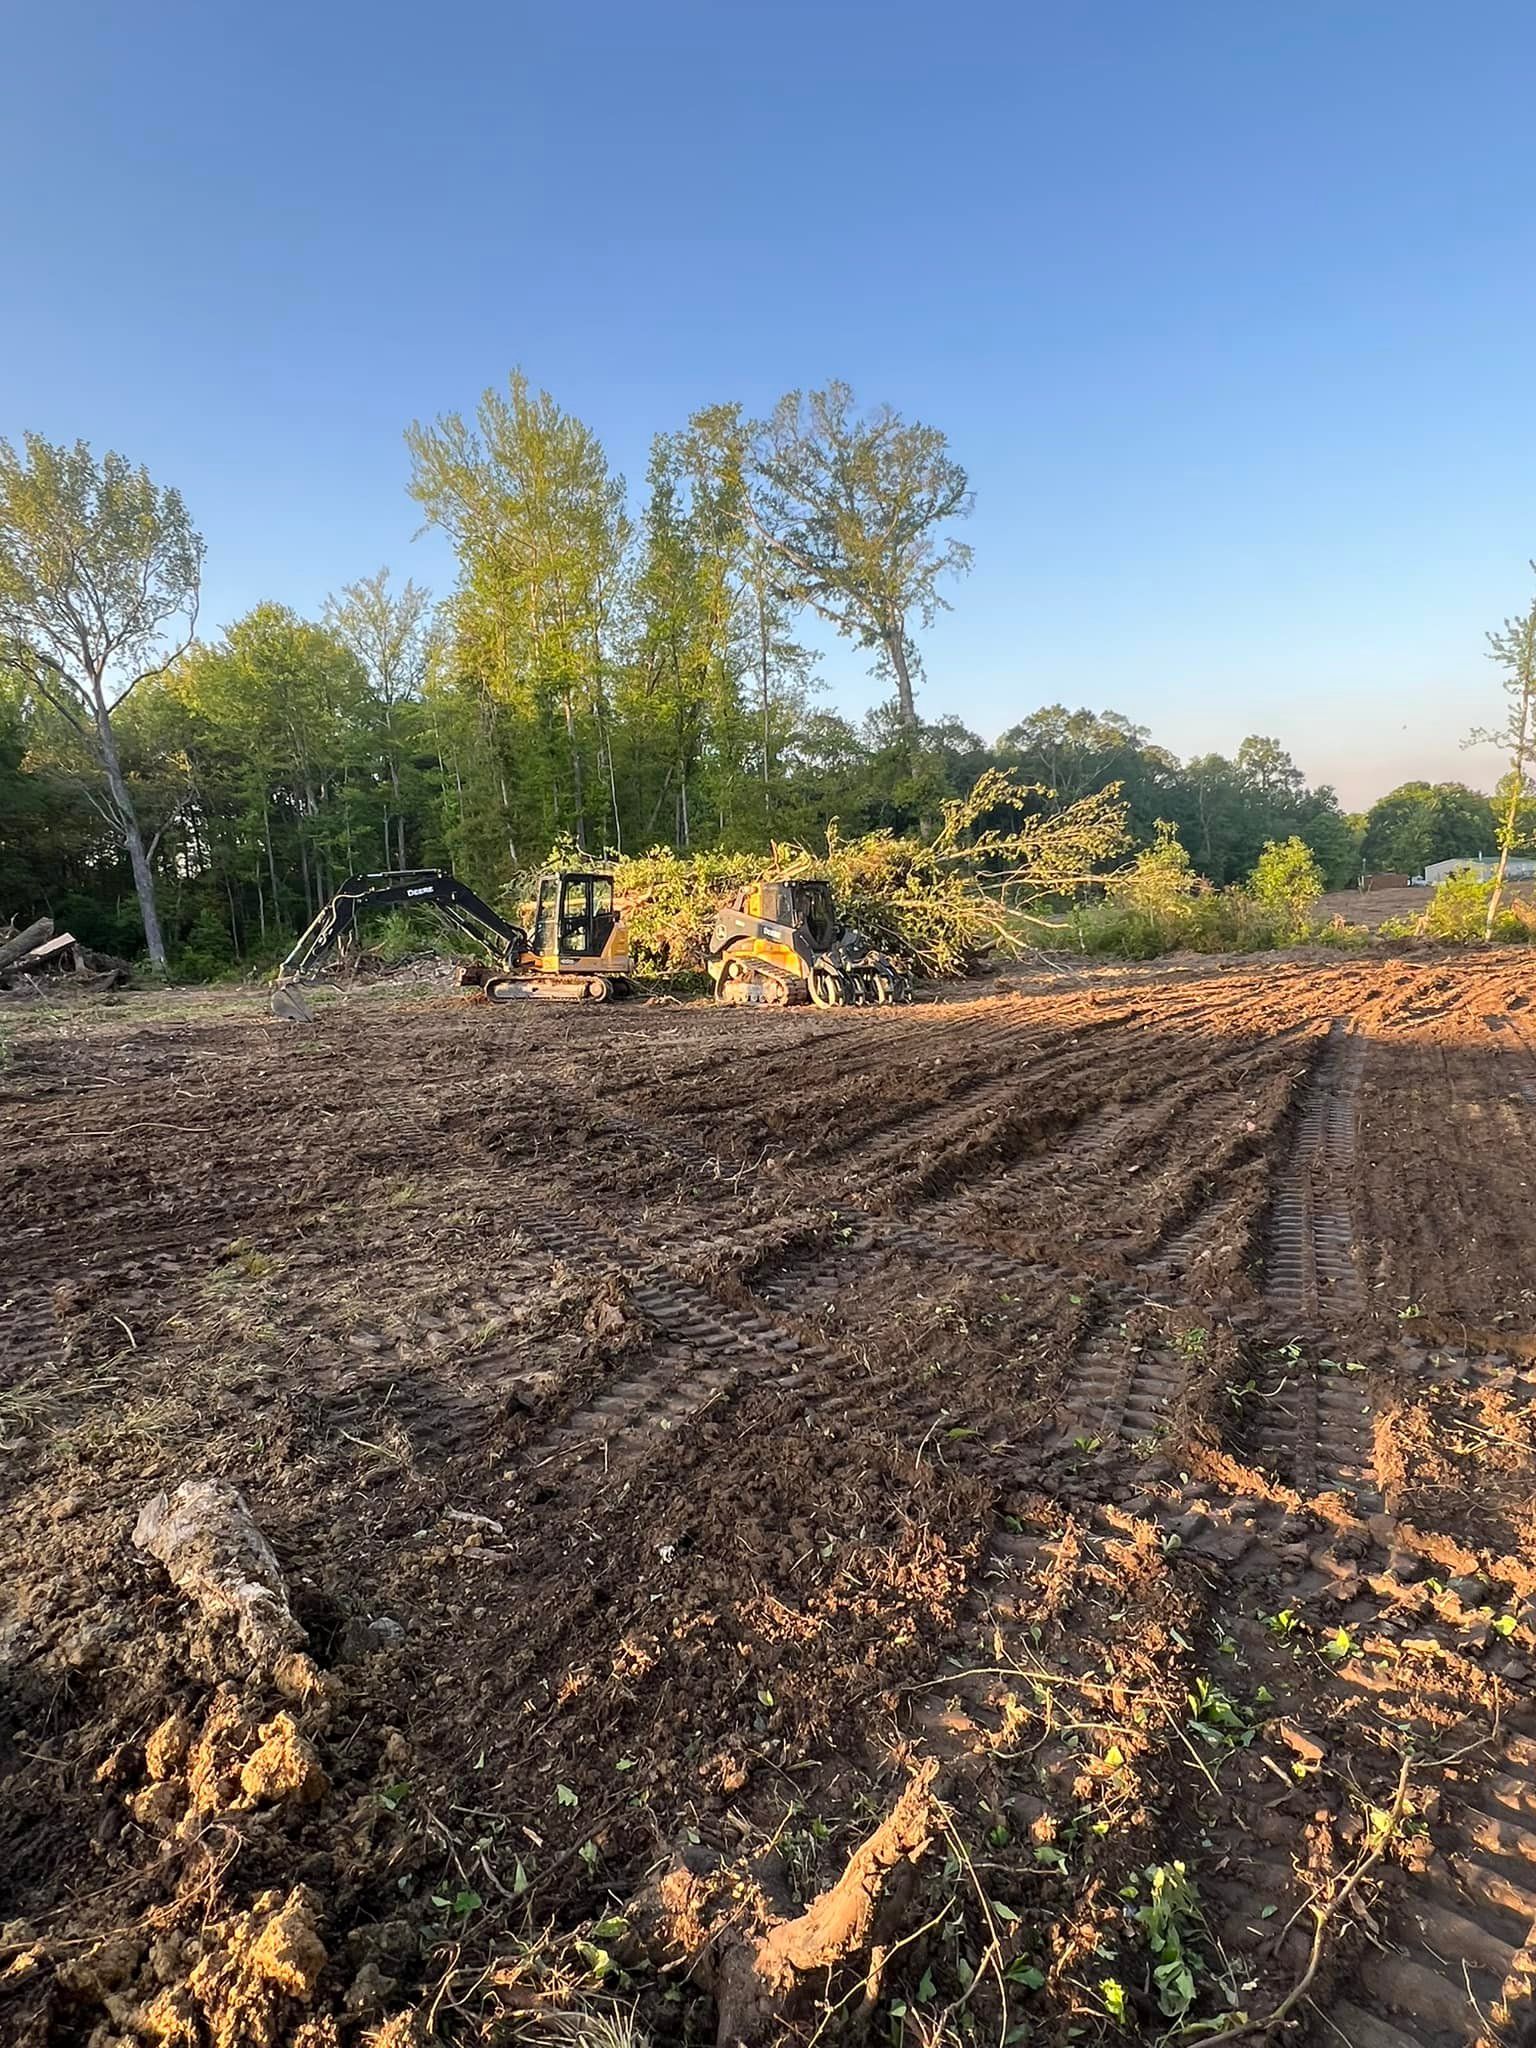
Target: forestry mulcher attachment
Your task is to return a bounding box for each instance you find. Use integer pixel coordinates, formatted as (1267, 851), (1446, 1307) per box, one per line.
(707, 879), (912, 1007)
(271, 868), (632, 1018)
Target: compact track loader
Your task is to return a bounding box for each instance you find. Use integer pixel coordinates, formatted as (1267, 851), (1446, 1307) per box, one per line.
(271, 868), (632, 1018)
(707, 879), (912, 1007)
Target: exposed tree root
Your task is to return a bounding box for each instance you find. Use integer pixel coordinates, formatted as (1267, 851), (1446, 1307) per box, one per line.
(639, 1763), (940, 2046)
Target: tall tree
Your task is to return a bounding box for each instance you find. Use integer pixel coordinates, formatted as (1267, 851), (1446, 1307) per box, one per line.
(1360, 781), (1495, 876)
(0, 436), (203, 966)
(744, 382), (971, 726)
(1472, 575), (1536, 934)
(323, 569), (434, 869)
(1235, 734), (1305, 799)
(406, 373), (630, 854)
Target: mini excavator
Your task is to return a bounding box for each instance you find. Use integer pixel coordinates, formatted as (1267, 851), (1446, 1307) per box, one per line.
(707, 878), (912, 1007)
(271, 868), (632, 1018)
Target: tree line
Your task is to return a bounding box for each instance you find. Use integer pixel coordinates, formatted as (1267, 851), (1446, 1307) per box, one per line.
(0, 381), (1531, 971)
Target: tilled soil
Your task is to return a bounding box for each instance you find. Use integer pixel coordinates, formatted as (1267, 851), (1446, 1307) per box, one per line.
(4, 956), (1536, 2047)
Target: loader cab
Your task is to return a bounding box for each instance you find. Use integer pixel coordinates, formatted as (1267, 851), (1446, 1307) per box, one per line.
(737, 879), (839, 952)
(532, 870), (623, 966)
(789, 880), (839, 952)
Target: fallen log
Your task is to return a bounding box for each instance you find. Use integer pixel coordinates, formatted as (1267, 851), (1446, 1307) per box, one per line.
(133, 1477), (308, 1672)
(0, 918), (52, 974)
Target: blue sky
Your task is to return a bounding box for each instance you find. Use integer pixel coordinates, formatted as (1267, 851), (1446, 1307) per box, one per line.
(4, 0), (1534, 809)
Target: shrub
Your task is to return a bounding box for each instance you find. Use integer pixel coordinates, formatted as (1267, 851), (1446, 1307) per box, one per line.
(1070, 888), (1290, 958)
(1421, 869), (1494, 941)
(173, 905), (235, 981)
(1120, 821), (1199, 914)
(1250, 837), (1324, 932)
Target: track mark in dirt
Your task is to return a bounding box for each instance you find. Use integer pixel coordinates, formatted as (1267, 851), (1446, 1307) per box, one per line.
(1136, 1192), (1244, 1291)
(0, 1287), (63, 1375)
(533, 1343), (754, 1475)
(1237, 1352), (1381, 1512)
(1050, 1312), (1184, 1458)
(1486, 1009), (1536, 1110)
(1338, 1724), (1536, 2048)
(1263, 1019), (1366, 1328)
(507, 1208), (843, 1486)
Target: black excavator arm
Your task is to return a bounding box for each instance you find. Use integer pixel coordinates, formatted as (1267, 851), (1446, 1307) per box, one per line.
(275, 870), (528, 986)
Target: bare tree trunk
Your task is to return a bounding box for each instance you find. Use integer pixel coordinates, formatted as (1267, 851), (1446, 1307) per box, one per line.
(564, 692), (587, 849)
(758, 601), (773, 832)
(1487, 699), (1532, 937)
(94, 700), (167, 968)
(0, 919), (52, 973)
(884, 627), (917, 727)
(264, 800), (281, 929)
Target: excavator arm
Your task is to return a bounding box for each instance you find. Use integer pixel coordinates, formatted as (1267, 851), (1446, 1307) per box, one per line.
(275, 871), (528, 986)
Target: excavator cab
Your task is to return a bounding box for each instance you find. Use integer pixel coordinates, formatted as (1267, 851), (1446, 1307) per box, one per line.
(707, 877), (912, 1008)
(532, 872), (620, 967)
(271, 866), (632, 1014)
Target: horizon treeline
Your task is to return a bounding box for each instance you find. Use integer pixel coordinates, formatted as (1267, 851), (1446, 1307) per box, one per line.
(0, 381), (1522, 970)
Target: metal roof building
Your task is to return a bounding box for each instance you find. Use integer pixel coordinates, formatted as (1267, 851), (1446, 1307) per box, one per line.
(1421, 856), (1536, 885)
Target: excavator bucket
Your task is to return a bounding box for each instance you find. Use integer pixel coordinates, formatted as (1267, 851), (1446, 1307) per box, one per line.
(269, 984), (315, 1023)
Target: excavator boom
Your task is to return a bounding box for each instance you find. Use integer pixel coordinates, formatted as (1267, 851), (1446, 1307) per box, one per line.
(275, 871), (527, 986)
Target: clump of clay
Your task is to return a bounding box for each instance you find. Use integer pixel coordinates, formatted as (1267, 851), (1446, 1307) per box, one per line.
(240, 1712), (329, 1807)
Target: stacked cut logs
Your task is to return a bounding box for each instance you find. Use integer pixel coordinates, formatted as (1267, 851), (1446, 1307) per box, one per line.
(0, 917), (131, 996)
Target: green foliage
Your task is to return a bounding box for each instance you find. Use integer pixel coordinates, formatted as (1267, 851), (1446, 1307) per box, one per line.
(1120, 819), (1197, 913)
(1422, 869), (1495, 939)
(615, 845), (763, 974)
(1119, 1862), (1210, 2020)
(747, 382), (972, 723)
(1360, 780), (1496, 875)
(1375, 869), (1536, 945)
(1073, 886), (1290, 959)
(616, 770), (1128, 980)
(0, 434), (204, 965)
(173, 905), (235, 981)
(0, 385), (1512, 985)
(1249, 835), (1324, 929)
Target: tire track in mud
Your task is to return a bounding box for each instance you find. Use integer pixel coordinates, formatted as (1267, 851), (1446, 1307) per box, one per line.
(789, 1009), (1133, 1176)
(1486, 1008), (1536, 1111)
(0, 1287), (63, 1377)
(924, 1021), (1312, 1237)
(637, 1002), (1078, 1151)
(1311, 1642), (1536, 2047)
(1263, 1018), (1367, 1329)
(1334, 1731), (1536, 2048)
(506, 1208), (871, 1489)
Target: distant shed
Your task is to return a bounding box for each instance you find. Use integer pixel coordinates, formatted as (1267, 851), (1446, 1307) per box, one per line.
(1422, 856), (1536, 886)
(1364, 872), (1410, 891)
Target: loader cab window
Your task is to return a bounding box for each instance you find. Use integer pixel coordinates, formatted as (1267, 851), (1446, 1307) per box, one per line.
(796, 884), (839, 951)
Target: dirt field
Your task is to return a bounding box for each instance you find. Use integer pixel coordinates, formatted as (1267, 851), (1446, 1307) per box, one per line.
(5, 954), (1536, 2048)
(1318, 884), (1535, 930)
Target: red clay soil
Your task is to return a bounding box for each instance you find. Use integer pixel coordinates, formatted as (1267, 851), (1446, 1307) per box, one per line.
(3, 953), (1536, 2047)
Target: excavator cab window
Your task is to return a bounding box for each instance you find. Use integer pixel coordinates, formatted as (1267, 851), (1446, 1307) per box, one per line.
(558, 875), (599, 958)
(534, 876), (560, 958)
(587, 875), (617, 954)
